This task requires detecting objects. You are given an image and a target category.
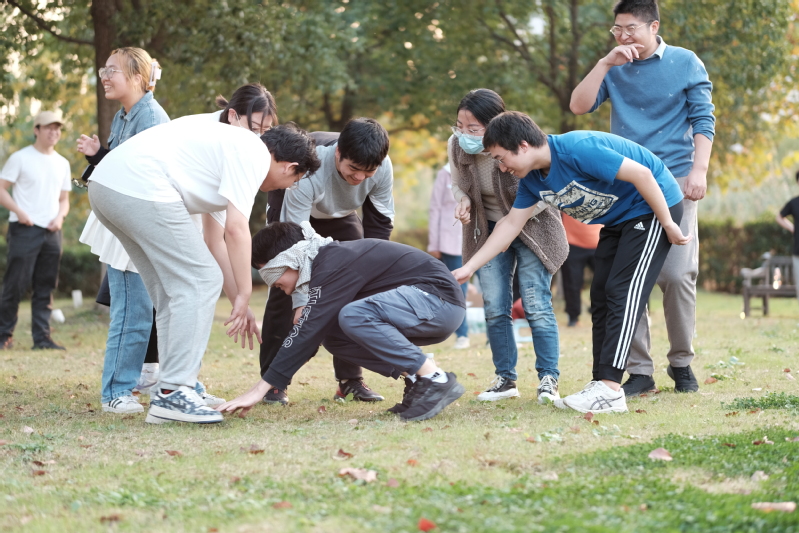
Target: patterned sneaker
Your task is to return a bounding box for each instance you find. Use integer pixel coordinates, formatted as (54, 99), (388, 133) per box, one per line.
(667, 365), (699, 393)
(145, 386), (223, 424)
(561, 380), (628, 414)
(263, 387), (289, 405)
(400, 372), (465, 422)
(477, 375), (520, 401)
(102, 395), (144, 414)
(537, 375), (560, 404)
(334, 379), (385, 402)
(32, 336), (65, 350)
(453, 336), (470, 349)
(386, 377), (415, 414)
(621, 374), (657, 397)
(135, 363), (159, 393)
(200, 391), (226, 407)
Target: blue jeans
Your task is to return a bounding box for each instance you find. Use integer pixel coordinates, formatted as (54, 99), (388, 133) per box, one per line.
(326, 285), (466, 379)
(476, 221), (560, 382)
(438, 253), (469, 338)
(101, 266), (154, 402)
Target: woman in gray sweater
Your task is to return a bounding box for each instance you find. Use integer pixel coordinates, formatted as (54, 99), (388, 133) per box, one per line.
(450, 89), (568, 403)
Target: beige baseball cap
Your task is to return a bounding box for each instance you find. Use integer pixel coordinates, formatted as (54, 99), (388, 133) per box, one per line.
(34, 110), (64, 127)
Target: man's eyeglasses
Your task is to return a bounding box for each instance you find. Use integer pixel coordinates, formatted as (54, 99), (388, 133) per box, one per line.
(609, 21), (651, 37)
(98, 67), (124, 80)
(451, 124), (486, 137)
(493, 150), (510, 165)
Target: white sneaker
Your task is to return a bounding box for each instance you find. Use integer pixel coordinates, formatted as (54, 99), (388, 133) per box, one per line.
(102, 395), (144, 414)
(453, 336), (470, 350)
(537, 375), (560, 404)
(135, 363), (159, 393)
(561, 380), (628, 414)
(477, 375), (520, 401)
(200, 391), (226, 407)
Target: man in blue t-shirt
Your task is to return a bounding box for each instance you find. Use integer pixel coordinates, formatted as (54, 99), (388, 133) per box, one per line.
(452, 111), (690, 414)
(570, 0), (715, 396)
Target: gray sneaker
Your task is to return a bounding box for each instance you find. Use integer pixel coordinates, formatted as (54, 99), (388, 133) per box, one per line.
(145, 386), (223, 424)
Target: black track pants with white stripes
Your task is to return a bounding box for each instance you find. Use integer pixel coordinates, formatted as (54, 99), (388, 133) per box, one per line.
(590, 202), (684, 383)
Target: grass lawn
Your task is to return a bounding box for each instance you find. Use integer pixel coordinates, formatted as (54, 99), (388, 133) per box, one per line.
(1, 288), (798, 532)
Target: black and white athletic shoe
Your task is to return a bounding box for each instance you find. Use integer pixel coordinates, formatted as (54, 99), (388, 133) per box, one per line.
(621, 374), (657, 397)
(334, 379), (385, 402)
(477, 375), (520, 401)
(537, 375), (560, 404)
(102, 395), (144, 414)
(387, 377), (415, 414)
(145, 386), (223, 424)
(561, 380), (628, 414)
(400, 372), (465, 422)
(667, 365), (699, 393)
(263, 387), (289, 405)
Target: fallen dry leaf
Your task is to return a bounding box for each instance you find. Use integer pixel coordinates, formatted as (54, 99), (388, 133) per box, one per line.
(100, 514), (121, 523)
(583, 412), (595, 423)
(722, 443), (737, 448)
(748, 409), (762, 415)
(79, 444), (92, 448)
(407, 459), (419, 466)
(208, 528), (219, 533)
(648, 448), (673, 461)
(32, 460), (44, 467)
(418, 517), (437, 531)
(569, 426), (581, 433)
(339, 467), (377, 483)
(751, 502), (796, 513)
(526, 436), (538, 443)
(317, 406), (327, 414)
(272, 501), (292, 509)
(334, 448), (353, 460)
(635, 409), (647, 414)
(248, 444), (265, 455)
(0, 440), (8, 446)
(725, 411), (739, 417)
(22, 426), (34, 434)
(787, 373), (795, 381)
(31, 470), (46, 476)
(704, 377), (718, 385)
(165, 450), (183, 457)
(387, 478), (400, 488)
(784, 368), (792, 373)
(467, 373), (477, 378)
(422, 427), (433, 432)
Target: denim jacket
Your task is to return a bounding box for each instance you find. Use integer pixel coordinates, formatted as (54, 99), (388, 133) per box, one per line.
(85, 91), (169, 165)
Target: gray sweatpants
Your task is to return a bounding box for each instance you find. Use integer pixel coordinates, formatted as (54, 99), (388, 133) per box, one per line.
(627, 177), (698, 375)
(88, 183), (223, 390)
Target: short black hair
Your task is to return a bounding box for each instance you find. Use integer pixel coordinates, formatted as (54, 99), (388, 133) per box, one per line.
(613, 0), (660, 22)
(457, 89), (506, 128)
(251, 222), (305, 269)
(261, 123), (321, 176)
(216, 83), (279, 127)
(337, 118), (389, 170)
(483, 111), (547, 154)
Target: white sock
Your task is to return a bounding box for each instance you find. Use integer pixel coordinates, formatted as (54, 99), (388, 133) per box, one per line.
(421, 370), (448, 383)
(142, 363), (158, 373)
(406, 374), (417, 383)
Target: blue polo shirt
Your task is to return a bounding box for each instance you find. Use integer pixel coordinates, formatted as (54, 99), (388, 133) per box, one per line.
(513, 131), (683, 226)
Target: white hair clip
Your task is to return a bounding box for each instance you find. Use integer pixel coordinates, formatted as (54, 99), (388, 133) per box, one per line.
(149, 61), (162, 88)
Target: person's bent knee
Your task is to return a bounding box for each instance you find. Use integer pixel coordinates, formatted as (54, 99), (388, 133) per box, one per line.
(338, 300), (372, 337)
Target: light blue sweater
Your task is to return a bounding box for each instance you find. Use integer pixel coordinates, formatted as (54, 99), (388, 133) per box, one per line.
(589, 38), (715, 178)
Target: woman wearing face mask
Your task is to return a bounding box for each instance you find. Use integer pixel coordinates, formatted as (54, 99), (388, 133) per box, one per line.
(449, 89), (568, 404)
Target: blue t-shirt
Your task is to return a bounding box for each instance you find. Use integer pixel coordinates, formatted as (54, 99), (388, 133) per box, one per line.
(513, 131), (683, 226)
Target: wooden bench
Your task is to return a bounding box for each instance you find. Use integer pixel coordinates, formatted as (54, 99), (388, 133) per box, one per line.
(742, 255), (797, 317)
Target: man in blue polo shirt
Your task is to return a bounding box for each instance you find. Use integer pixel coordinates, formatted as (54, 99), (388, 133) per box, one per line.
(453, 111), (690, 414)
(570, 0), (715, 396)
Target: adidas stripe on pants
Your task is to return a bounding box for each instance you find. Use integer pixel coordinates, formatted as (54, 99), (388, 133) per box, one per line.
(590, 203), (684, 383)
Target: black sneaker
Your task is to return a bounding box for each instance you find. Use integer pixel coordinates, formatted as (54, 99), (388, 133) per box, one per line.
(567, 318), (579, 327)
(32, 336), (65, 350)
(263, 387), (289, 405)
(667, 364), (699, 393)
(399, 372), (465, 422)
(386, 377), (414, 414)
(0, 337), (13, 350)
(621, 374), (657, 397)
(145, 386), (223, 424)
(334, 379), (385, 402)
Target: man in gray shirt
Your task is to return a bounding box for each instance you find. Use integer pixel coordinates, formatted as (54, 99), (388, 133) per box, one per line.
(259, 117), (394, 405)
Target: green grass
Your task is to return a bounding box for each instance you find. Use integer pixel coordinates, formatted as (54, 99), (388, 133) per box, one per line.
(1, 288), (799, 532)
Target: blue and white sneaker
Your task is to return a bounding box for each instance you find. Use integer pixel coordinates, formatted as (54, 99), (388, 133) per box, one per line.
(145, 386), (224, 424)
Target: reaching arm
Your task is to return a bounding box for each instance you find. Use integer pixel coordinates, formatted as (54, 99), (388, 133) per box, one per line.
(451, 205), (537, 283)
(202, 214), (238, 301)
(46, 190), (69, 231)
(615, 159), (691, 245)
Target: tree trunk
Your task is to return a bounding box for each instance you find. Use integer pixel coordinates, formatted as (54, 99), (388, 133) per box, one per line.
(90, 0), (118, 147)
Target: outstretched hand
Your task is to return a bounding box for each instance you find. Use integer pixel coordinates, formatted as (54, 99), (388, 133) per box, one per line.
(76, 134), (101, 157)
(216, 379), (271, 417)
